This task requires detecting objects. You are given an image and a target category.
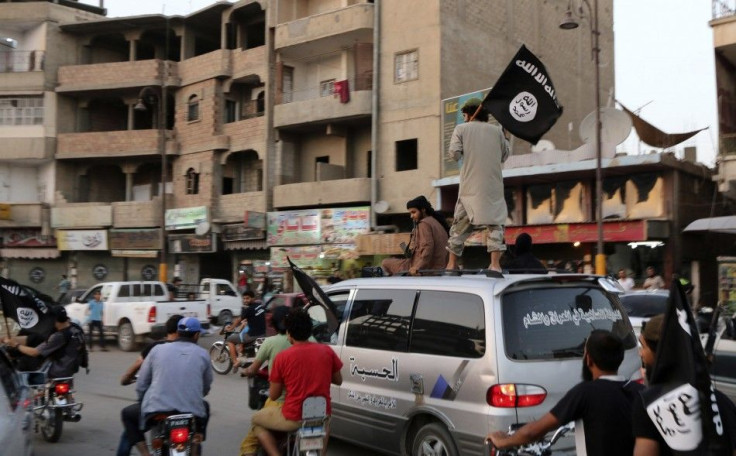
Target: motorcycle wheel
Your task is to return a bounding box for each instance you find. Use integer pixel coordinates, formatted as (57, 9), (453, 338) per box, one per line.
(40, 408), (64, 442)
(209, 342), (232, 375)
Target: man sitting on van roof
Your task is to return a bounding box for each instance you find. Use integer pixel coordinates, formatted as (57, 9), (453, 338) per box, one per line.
(489, 329), (643, 456)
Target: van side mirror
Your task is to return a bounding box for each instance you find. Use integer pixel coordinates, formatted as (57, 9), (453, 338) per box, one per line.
(23, 371), (47, 387)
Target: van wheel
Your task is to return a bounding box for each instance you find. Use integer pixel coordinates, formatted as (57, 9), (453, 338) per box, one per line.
(118, 322), (137, 352)
(217, 310), (233, 326)
(411, 423), (458, 456)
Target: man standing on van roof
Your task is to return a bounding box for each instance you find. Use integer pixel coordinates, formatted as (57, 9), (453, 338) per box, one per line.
(445, 97), (510, 272)
(381, 195), (449, 276)
(488, 330), (643, 456)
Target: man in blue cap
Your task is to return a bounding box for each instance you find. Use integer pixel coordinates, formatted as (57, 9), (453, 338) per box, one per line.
(132, 317), (212, 456)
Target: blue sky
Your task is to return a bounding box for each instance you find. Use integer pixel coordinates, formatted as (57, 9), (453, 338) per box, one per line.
(83, 0), (719, 166)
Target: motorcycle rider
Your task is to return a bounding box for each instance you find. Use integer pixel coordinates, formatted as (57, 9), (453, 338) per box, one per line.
(489, 330), (643, 455)
(117, 314), (183, 456)
(3, 305), (82, 378)
(251, 308), (343, 456)
(239, 305), (291, 456)
(224, 290), (266, 374)
(131, 317), (212, 456)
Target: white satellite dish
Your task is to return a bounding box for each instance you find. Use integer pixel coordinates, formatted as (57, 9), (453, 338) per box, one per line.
(531, 139), (556, 153)
(195, 221), (210, 235)
(579, 107), (632, 146)
(373, 200), (390, 214)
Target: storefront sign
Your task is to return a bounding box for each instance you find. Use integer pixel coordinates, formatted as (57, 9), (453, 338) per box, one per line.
(321, 244), (359, 260)
(3, 229), (56, 247)
(270, 246), (322, 268)
(320, 207), (370, 243)
(267, 209), (321, 246)
(244, 211), (266, 229)
(0, 204), (11, 220)
(56, 229), (108, 251)
(169, 233), (216, 253)
(109, 229), (160, 250)
(222, 224), (265, 242)
(441, 88), (492, 178)
(504, 220), (648, 244)
(165, 206), (209, 231)
(111, 250), (158, 258)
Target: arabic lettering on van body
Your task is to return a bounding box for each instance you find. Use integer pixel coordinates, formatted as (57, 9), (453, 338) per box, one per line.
(349, 356), (399, 382)
(347, 390), (397, 410)
(522, 308), (623, 329)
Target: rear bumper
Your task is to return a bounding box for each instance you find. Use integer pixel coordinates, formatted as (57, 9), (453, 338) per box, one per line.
(150, 321), (210, 340)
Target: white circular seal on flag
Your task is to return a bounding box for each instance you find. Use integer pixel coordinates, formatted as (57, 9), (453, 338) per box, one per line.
(16, 307), (40, 329)
(509, 91), (538, 122)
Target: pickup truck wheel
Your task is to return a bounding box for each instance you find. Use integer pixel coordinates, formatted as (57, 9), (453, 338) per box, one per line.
(118, 322), (138, 352)
(217, 310), (233, 326)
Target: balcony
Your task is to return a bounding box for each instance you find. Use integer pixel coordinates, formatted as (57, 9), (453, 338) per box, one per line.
(51, 203), (113, 229)
(57, 130), (177, 159)
(57, 60), (180, 93)
(178, 50), (232, 86)
(0, 127), (54, 160)
(214, 192), (267, 223)
(0, 203), (44, 228)
(274, 88), (371, 128)
(273, 177), (371, 208)
(714, 1), (736, 20)
(275, 3), (374, 59)
(222, 116), (266, 152)
(0, 50), (45, 90)
(231, 47), (267, 82)
(112, 200), (159, 228)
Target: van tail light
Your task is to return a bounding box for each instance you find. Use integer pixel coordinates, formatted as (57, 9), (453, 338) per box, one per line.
(54, 382), (70, 395)
(148, 306), (156, 323)
(488, 384), (546, 408)
(207, 303), (211, 318)
(170, 427), (190, 444)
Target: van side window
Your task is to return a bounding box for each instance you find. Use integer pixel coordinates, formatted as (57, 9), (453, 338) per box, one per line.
(345, 289), (415, 352)
(411, 291), (485, 358)
(154, 285), (165, 297)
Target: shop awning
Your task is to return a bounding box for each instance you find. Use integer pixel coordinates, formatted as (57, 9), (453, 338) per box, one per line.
(223, 240), (268, 250)
(683, 216), (736, 235)
(0, 248), (60, 259)
(111, 250), (158, 258)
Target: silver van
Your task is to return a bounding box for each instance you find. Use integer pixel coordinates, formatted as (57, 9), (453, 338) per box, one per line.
(307, 273), (641, 456)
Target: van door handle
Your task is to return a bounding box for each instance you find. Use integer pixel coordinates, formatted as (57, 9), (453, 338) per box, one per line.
(410, 374), (424, 395)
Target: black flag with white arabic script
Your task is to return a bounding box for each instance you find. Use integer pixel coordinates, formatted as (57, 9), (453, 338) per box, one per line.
(483, 44), (563, 145)
(641, 280), (730, 455)
(287, 257), (339, 335)
(0, 277), (55, 337)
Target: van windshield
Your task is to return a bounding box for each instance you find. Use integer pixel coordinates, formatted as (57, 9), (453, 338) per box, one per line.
(501, 286), (635, 361)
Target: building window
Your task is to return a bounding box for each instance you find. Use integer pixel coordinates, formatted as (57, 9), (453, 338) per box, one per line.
(187, 94), (200, 121)
(225, 99), (237, 123)
(282, 66), (294, 104)
(0, 97), (43, 126)
(395, 139), (418, 171)
(186, 168), (199, 195)
(394, 50), (418, 83)
(320, 79), (335, 97)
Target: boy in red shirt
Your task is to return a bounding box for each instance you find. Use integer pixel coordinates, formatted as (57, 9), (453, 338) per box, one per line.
(250, 308), (342, 456)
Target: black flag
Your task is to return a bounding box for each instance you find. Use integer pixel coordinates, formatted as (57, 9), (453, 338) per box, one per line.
(287, 257), (339, 335)
(642, 281), (730, 455)
(483, 44), (563, 145)
(0, 277), (55, 337)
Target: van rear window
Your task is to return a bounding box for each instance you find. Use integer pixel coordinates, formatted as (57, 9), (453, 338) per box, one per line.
(502, 286), (634, 361)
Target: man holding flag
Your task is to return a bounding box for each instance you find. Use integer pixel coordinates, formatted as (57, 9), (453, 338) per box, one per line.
(633, 282), (736, 455)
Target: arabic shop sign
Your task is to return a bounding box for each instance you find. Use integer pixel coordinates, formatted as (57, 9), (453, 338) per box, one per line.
(56, 229), (108, 251)
(441, 87), (492, 178)
(165, 206), (209, 231)
(169, 233), (216, 253)
(109, 228), (160, 250)
(3, 229), (56, 247)
(267, 207), (370, 246)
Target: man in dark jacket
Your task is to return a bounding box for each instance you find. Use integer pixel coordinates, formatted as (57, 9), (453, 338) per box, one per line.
(506, 232), (547, 273)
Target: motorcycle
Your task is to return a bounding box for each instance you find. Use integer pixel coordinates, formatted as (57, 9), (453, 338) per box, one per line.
(248, 367), (270, 410)
(208, 321), (263, 375)
(26, 370), (83, 443)
(256, 396), (329, 456)
(486, 422), (574, 456)
(148, 412), (201, 456)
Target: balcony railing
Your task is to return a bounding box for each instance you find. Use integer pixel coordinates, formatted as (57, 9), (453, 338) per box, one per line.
(0, 50), (44, 73)
(714, 0), (736, 19)
(279, 77), (371, 104)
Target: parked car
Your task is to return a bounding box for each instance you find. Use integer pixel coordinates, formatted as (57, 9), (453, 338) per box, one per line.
(0, 348), (33, 456)
(58, 288), (87, 306)
(618, 289), (669, 335)
(306, 273), (641, 456)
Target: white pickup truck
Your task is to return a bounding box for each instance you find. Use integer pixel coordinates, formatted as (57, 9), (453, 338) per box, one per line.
(63, 281), (210, 351)
(195, 278), (242, 326)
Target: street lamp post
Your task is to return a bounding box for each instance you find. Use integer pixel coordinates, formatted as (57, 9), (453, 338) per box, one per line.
(560, 0), (605, 275)
(134, 82), (168, 283)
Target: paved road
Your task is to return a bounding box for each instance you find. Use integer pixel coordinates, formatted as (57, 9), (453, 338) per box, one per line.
(32, 333), (376, 456)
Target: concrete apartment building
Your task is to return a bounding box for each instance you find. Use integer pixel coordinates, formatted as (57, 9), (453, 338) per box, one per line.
(0, 0), (615, 295)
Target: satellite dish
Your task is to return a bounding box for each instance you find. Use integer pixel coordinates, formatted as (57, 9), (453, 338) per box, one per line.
(579, 107), (632, 146)
(195, 221), (210, 236)
(531, 139), (556, 152)
(373, 200), (390, 214)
